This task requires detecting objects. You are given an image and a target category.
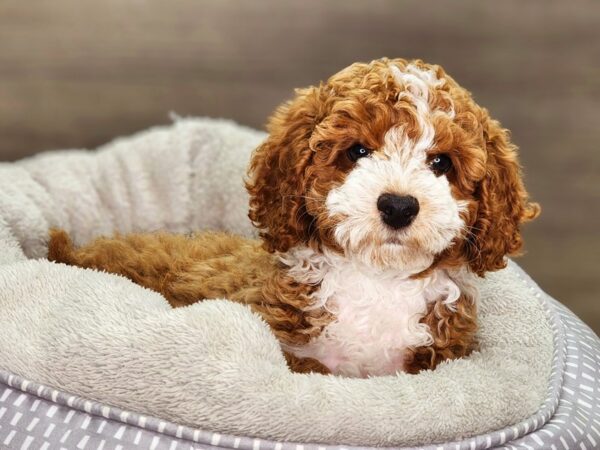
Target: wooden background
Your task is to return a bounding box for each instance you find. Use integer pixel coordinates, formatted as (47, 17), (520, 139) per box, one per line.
(1, 1), (599, 331)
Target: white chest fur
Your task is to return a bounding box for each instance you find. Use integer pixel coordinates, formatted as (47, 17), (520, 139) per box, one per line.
(280, 247), (469, 377)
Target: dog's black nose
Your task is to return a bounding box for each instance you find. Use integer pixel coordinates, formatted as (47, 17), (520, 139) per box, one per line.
(377, 194), (420, 229)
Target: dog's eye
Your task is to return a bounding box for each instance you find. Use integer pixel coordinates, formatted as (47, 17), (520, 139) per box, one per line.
(347, 144), (371, 162)
(429, 154), (453, 176)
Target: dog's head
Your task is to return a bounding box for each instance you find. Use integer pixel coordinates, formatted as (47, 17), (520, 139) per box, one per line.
(246, 58), (539, 276)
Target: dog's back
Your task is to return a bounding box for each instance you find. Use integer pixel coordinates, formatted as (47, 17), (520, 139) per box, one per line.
(47, 229), (274, 308)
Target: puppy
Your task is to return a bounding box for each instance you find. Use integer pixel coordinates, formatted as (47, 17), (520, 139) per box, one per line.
(48, 58), (539, 377)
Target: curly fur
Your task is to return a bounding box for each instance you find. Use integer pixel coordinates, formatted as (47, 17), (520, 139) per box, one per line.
(48, 229), (332, 374)
(48, 57), (538, 377)
(246, 59), (539, 273)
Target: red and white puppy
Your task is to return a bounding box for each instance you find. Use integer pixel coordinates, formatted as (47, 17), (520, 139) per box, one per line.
(49, 58), (539, 378)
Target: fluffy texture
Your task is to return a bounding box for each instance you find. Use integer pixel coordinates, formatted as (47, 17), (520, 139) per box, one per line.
(2, 117), (261, 259)
(0, 262), (553, 447)
(246, 59), (539, 275)
(0, 118), (553, 446)
(49, 59), (536, 376)
(280, 247), (477, 377)
(245, 58), (538, 374)
(48, 229), (331, 374)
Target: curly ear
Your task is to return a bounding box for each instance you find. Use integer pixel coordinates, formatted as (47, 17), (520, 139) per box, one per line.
(246, 86), (327, 253)
(466, 114), (540, 275)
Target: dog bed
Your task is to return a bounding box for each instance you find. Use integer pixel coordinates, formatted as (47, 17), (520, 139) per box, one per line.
(0, 118), (599, 449)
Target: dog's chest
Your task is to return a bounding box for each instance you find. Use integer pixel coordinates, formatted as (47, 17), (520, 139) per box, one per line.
(283, 251), (461, 377)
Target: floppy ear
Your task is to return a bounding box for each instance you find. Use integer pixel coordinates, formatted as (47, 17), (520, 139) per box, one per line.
(466, 114), (540, 276)
(246, 86), (327, 253)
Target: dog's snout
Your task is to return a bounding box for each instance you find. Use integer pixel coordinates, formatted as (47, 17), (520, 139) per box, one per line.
(377, 194), (420, 229)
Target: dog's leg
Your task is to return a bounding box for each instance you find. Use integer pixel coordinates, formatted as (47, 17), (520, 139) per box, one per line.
(284, 352), (331, 375)
(404, 294), (478, 373)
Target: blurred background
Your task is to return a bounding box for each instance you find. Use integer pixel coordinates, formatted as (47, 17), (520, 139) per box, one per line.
(0, 1), (598, 330)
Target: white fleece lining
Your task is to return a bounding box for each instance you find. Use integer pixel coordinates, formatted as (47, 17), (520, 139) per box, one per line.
(0, 118), (554, 446)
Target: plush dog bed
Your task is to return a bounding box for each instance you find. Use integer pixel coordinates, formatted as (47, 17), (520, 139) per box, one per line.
(1, 118), (599, 449)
